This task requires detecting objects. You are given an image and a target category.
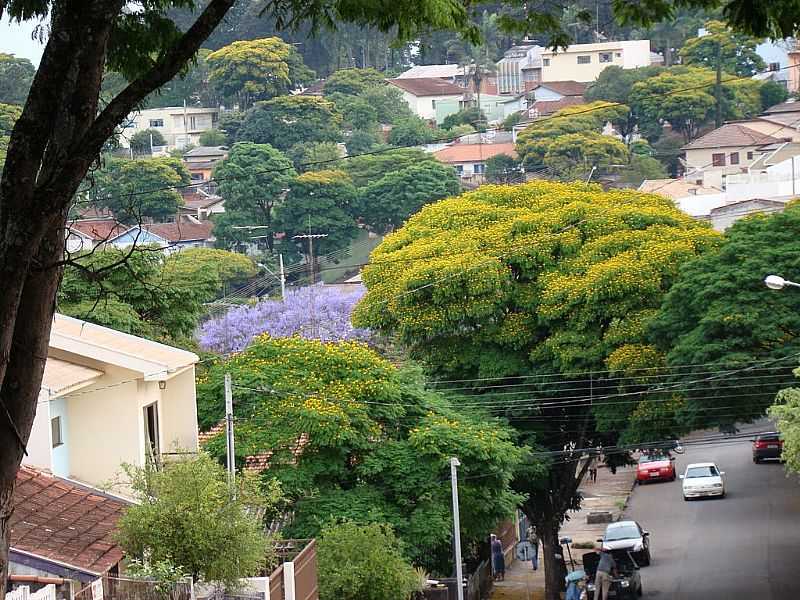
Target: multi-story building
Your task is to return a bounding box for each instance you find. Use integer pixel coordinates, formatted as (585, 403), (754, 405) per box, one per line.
(497, 44), (544, 94)
(119, 106), (219, 150)
(540, 40), (653, 83)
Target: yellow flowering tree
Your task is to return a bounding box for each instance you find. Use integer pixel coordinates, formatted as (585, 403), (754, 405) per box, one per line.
(352, 181), (720, 599)
(197, 336), (523, 575)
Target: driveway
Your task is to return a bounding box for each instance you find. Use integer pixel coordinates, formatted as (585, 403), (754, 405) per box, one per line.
(625, 423), (800, 599)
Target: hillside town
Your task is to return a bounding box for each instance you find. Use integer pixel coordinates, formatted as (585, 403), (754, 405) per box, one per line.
(2, 3), (800, 600)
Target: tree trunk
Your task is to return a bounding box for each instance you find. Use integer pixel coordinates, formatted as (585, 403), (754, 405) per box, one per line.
(538, 522), (565, 600)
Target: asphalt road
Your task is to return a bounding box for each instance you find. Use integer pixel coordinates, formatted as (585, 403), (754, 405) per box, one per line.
(625, 423), (800, 599)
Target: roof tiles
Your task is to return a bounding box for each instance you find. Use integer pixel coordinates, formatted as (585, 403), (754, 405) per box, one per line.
(682, 124), (783, 150)
(387, 78), (464, 97)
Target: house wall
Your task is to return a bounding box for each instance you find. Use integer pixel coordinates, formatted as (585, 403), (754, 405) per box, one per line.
(159, 367), (199, 454)
(119, 107), (219, 150)
(734, 119), (800, 142)
(25, 393), (53, 472)
(684, 145), (763, 188)
(709, 200), (786, 231)
(397, 90), (463, 121)
(532, 87), (565, 101)
(541, 40), (651, 83)
(49, 397), (71, 477)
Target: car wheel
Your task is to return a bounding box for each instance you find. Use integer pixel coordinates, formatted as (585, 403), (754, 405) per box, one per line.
(754, 456), (760, 464)
(637, 583), (643, 597)
(644, 549), (651, 566)
(683, 494), (689, 501)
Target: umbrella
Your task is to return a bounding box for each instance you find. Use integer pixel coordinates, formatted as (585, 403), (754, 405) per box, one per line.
(566, 570), (586, 583)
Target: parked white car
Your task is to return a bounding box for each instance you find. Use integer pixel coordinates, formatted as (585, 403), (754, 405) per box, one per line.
(680, 462), (725, 500)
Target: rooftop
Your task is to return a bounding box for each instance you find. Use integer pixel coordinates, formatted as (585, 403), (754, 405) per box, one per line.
(540, 39), (649, 54)
(527, 97), (586, 117)
(681, 124), (783, 150)
(387, 77), (465, 97)
(532, 81), (587, 97)
(143, 220), (215, 242)
(51, 313), (199, 379)
(41, 358), (104, 397)
(764, 100), (800, 114)
(67, 219), (127, 242)
(638, 178), (722, 200)
(183, 145), (229, 158)
(433, 142), (518, 163)
(396, 64), (464, 79)
(10, 466), (129, 576)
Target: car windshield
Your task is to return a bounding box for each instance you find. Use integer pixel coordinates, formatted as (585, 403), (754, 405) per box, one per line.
(639, 454), (667, 463)
(605, 525), (640, 541)
(686, 466), (719, 478)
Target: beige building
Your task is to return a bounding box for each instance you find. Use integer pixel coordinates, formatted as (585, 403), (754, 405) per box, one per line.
(119, 106), (219, 150)
(681, 123), (788, 188)
(24, 314), (200, 495)
(540, 40), (653, 83)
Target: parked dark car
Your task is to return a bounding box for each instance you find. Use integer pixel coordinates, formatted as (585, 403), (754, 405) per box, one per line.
(753, 432), (783, 463)
(583, 549), (643, 599)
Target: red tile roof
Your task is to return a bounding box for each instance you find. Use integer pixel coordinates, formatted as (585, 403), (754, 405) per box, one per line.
(199, 425), (308, 474)
(181, 192), (224, 210)
(528, 96), (586, 117)
(764, 100), (800, 114)
(10, 466), (128, 575)
(433, 142), (518, 164)
(534, 81), (587, 97)
(387, 77), (465, 97)
(682, 124), (784, 150)
(68, 219), (127, 242)
(143, 221), (214, 242)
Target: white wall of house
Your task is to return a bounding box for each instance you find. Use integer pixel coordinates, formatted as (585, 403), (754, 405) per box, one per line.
(397, 90), (463, 120)
(26, 393), (53, 472)
(541, 40), (651, 82)
(159, 367), (199, 453)
(119, 107), (219, 150)
(684, 145), (763, 188)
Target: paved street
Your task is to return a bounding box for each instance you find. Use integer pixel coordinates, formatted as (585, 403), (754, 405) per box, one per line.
(626, 423), (800, 599)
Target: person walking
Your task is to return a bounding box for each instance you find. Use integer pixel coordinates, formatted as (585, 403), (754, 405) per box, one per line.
(589, 464), (598, 483)
(491, 534), (505, 581)
(527, 526), (539, 570)
(595, 547), (616, 600)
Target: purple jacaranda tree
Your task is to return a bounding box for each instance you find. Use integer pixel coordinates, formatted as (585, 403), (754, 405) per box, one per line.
(198, 284), (370, 354)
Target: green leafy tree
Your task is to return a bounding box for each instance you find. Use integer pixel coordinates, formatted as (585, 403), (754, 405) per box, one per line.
(207, 37), (314, 109)
(620, 154), (668, 187)
(213, 142), (297, 250)
(543, 132), (630, 179)
(361, 85), (414, 124)
(442, 106), (485, 130)
(90, 156), (188, 223)
(0, 104), (22, 174)
(238, 96), (342, 151)
(387, 117), (439, 147)
(219, 111), (246, 142)
(146, 48), (218, 108)
(323, 68), (386, 96)
(318, 522), (421, 600)
(680, 20), (765, 77)
(198, 337), (523, 574)
(760, 80), (790, 112)
(485, 153), (521, 184)
(356, 162), (460, 232)
(59, 247), (255, 341)
(198, 129), (228, 146)
(650, 202), (800, 432)
(0, 53), (35, 105)
(329, 93), (380, 131)
(287, 141), (343, 172)
(129, 129), (168, 154)
(770, 376), (800, 472)
(276, 170), (359, 255)
(344, 149), (440, 187)
(345, 130), (383, 155)
(584, 65), (664, 105)
(353, 181), (719, 599)
(117, 453), (280, 588)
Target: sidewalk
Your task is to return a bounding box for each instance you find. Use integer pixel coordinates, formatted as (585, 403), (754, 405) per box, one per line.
(490, 464), (636, 600)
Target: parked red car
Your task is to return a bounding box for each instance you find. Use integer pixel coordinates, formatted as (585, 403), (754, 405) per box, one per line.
(753, 432), (783, 463)
(636, 452), (676, 483)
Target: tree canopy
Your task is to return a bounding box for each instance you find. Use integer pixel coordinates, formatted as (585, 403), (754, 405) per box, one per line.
(352, 180), (719, 595)
(650, 203), (800, 431)
(129, 129), (167, 155)
(317, 522), (421, 600)
(117, 453), (280, 588)
(0, 53), (35, 106)
(238, 95), (342, 151)
(355, 162), (461, 232)
(213, 142), (297, 250)
(323, 68), (386, 96)
(680, 20), (765, 77)
(207, 37), (314, 108)
(197, 336), (523, 574)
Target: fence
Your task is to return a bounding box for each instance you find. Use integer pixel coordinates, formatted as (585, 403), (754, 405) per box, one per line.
(5, 585), (57, 600)
(422, 560), (493, 600)
(73, 576), (192, 600)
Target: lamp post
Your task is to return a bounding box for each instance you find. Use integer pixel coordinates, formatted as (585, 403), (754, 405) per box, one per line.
(765, 275), (800, 290)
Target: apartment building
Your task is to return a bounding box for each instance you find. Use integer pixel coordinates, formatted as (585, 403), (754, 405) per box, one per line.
(119, 106), (219, 150)
(540, 40), (653, 83)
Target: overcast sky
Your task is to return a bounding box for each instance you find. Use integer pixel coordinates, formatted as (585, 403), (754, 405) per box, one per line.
(0, 16), (46, 65)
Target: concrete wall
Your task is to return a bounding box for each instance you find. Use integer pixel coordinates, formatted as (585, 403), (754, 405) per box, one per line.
(24, 393), (52, 472)
(541, 40), (651, 82)
(159, 367), (199, 454)
(49, 397), (70, 477)
(684, 145), (762, 188)
(398, 90), (462, 121)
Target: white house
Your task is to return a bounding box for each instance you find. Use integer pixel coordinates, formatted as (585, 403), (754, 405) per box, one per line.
(539, 40), (653, 83)
(387, 78), (465, 121)
(119, 106), (219, 150)
(66, 216), (215, 254)
(433, 141), (517, 184)
(395, 64), (468, 86)
(24, 314), (201, 494)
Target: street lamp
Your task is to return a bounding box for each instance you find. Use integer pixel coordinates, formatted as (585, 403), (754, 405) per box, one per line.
(764, 275), (800, 290)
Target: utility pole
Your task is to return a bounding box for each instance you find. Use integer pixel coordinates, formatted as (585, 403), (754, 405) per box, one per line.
(279, 253), (286, 301)
(450, 457), (464, 600)
(292, 221), (327, 338)
(715, 39), (723, 128)
(224, 373), (235, 488)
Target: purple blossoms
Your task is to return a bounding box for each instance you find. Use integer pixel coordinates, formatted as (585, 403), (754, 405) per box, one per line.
(197, 284), (370, 354)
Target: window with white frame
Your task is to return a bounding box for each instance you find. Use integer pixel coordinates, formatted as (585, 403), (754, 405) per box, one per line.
(51, 416), (63, 448)
(474, 163), (486, 174)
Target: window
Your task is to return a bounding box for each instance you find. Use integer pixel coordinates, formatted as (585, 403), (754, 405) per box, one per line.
(729, 152), (740, 165)
(188, 115), (198, 129)
(543, 58), (550, 67)
(431, 99), (437, 109)
(599, 52), (613, 63)
(615, 52), (622, 58)
(149, 119), (164, 128)
(769, 62), (780, 72)
(474, 163), (486, 174)
(455, 165), (464, 174)
(51, 416), (63, 448)
(143, 403), (160, 461)
(712, 153), (726, 167)
(747, 151), (754, 160)
(577, 55), (591, 64)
